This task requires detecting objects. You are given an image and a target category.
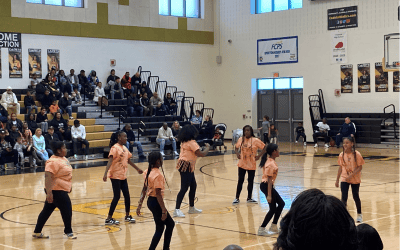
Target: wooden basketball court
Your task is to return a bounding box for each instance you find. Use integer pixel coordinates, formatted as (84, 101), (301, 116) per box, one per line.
(0, 143), (398, 250)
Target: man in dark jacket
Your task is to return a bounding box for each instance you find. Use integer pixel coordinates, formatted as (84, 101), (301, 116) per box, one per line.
(122, 124), (145, 158)
(44, 126), (60, 156)
(131, 72), (141, 95)
(0, 104), (8, 123)
(35, 80), (48, 104)
(49, 112), (69, 141)
(59, 92), (73, 120)
(40, 90), (54, 110)
(24, 91), (38, 114)
(335, 117), (356, 148)
(79, 70), (93, 96)
(127, 92), (143, 117)
(164, 93), (177, 115)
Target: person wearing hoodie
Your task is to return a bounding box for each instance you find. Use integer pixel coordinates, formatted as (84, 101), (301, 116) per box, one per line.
(122, 124), (145, 159)
(59, 92), (73, 120)
(87, 70), (99, 90)
(127, 92), (143, 117)
(57, 70), (72, 95)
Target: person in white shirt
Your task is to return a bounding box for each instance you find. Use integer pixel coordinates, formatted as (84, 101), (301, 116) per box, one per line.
(1, 86), (20, 115)
(156, 123), (179, 157)
(94, 82), (108, 106)
(71, 120), (89, 160)
(313, 118), (330, 148)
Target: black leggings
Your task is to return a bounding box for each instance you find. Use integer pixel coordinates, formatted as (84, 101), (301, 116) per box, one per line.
(341, 182), (362, 214)
(175, 168), (197, 209)
(236, 167), (255, 200)
(34, 190), (73, 234)
(263, 133), (270, 144)
(260, 182), (285, 227)
(108, 179), (130, 216)
(147, 197), (175, 250)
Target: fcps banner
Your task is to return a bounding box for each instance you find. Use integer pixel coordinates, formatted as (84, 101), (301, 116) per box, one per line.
(257, 36), (298, 65)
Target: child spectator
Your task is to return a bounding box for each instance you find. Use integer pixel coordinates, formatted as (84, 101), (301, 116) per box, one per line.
(258, 115), (270, 144)
(269, 124), (278, 144)
(14, 136), (27, 168)
(72, 87), (82, 104)
(36, 107), (49, 133)
(24, 91), (38, 114)
(213, 127), (225, 151)
(295, 122), (307, 146)
(49, 100), (60, 117)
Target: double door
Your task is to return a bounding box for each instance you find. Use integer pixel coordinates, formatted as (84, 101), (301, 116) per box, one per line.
(258, 89), (303, 142)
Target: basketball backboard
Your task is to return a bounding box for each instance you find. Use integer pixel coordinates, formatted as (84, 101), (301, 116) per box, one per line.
(384, 33), (400, 71)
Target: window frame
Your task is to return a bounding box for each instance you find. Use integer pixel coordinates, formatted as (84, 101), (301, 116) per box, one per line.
(159, 0), (201, 19)
(26, 0), (84, 8)
(255, 0), (302, 14)
(257, 77), (303, 90)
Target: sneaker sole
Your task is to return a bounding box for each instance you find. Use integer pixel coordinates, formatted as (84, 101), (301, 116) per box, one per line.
(173, 214), (185, 218)
(105, 222), (120, 225)
(125, 220), (136, 223)
(188, 211), (202, 214)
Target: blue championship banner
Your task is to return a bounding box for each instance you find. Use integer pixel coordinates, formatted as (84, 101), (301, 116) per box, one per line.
(257, 36), (298, 65)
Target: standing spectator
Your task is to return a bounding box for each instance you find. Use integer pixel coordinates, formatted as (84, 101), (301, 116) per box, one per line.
(71, 120), (89, 160)
(127, 92), (143, 117)
(87, 70), (99, 90)
(59, 92), (73, 120)
(258, 116), (270, 144)
(36, 108), (49, 133)
(164, 93), (177, 115)
(295, 122), (307, 146)
(29, 74), (39, 95)
(67, 69), (80, 92)
(44, 126), (59, 157)
(41, 90), (55, 110)
(149, 92), (168, 116)
(72, 87), (82, 104)
(1, 87), (20, 115)
(27, 113), (39, 135)
(140, 92), (152, 116)
(0, 129), (18, 170)
(122, 124), (145, 159)
(131, 72), (141, 94)
(7, 113), (23, 132)
(156, 123), (179, 157)
(107, 69), (118, 84)
(335, 117), (356, 148)
(49, 100), (60, 118)
(0, 104), (8, 123)
(57, 70), (72, 95)
(50, 112), (69, 141)
(190, 110), (202, 128)
(269, 124), (279, 144)
(107, 77), (124, 100)
(313, 118), (330, 148)
(33, 128), (49, 161)
(94, 82), (108, 107)
(24, 91), (38, 114)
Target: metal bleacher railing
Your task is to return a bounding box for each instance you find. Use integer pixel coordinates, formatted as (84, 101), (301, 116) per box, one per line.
(182, 97), (194, 121)
(308, 89), (325, 129)
(156, 81), (168, 101)
(383, 104), (398, 139)
(148, 76), (159, 94)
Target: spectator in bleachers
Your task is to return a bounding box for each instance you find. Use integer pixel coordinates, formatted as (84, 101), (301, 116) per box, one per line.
(0, 129), (18, 170)
(131, 72), (141, 94)
(190, 110), (202, 128)
(71, 120), (89, 160)
(72, 87), (82, 104)
(87, 70), (99, 89)
(14, 136), (28, 168)
(27, 114), (39, 135)
(0, 104), (8, 123)
(1, 87), (20, 115)
(67, 69), (80, 92)
(24, 91), (38, 114)
(107, 77), (124, 100)
(156, 123), (179, 157)
(21, 126), (35, 167)
(94, 82), (108, 107)
(29, 74), (39, 95)
(7, 113), (23, 132)
(36, 107), (49, 133)
(164, 93), (177, 115)
(44, 126), (59, 157)
(79, 70), (93, 97)
(335, 117), (356, 148)
(123, 124), (145, 159)
(121, 72), (132, 96)
(140, 92), (152, 116)
(50, 112), (69, 141)
(59, 92), (74, 120)
(172, 121), (182, 148)
(49, 100), (60, 117)
(107, 69), (118, 84)
(49, 68), (58, 84)
(313, 118), (330, 148)
(33, 128), (49, 161)
(198, 115), (213, 140)
(149, 92), (168, 116)
(57, 70), (72, 96)
(35, 79), (48, 104)
(139, 81), (152, 98)
(41, 89), (54, 110)
(127, 92), (143, 117)
(9, 124), (22, 144)
(49, 80), (61, 100)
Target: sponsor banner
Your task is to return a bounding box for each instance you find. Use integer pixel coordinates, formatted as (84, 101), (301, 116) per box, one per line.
(331, 31), (347, 64)
(47, 49), (60, 72)
(257, 36), (298, 65)
(0, 32), (21, 48)
(394, 65), (400, 92)
(8, 48), (22, 78)
(375, 62), (388, 92)
(358, 63), (371, 93)
(29, 49), (42, 79)
(341, 65), (353, 93)
(328, 6), (358, 30)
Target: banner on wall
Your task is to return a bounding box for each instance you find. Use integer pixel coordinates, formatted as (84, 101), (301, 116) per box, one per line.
(8, 48), (22, 78)
(29, 49), (42, 79)
(257, 36), (298, 65)
(358, 63), (371, 93)
(375, 62), (388, 92)
(394, 65), (399, 92)
(0, 32), (21, 48)
(341, 65), (353, 93)
(328, 6), (358, 30)
(331, 31), (347, 64)
(47, 49), (60, 72)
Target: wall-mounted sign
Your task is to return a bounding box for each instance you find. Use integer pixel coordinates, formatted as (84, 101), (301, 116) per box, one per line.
(257, 36), (298, 65)
(47, 49), (60, 72)
(331, 31), (347, 64)
(0, 32), (21, 48)
(358, 63), (371, 93)
(9, 48), (22, 78)
(328, 6), (358, 30)
(341, 64), (353, 93)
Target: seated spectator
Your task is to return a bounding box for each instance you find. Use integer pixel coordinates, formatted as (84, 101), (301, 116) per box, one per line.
(32, 128), (49, 161)
(164, 93), (177, 115)
(94, 82), (108, 107)
(49, 100), (60, 117)
(1, 87), (20, 115)
(149, 92), (168, 116)
(29, 74), (39, 95)
(49, 68), (58, 84)
(190, 110), (202, 128)
(71, 120), (89, 160)
(357, 224), (383, 250)
(21, 128), (35, 167)
(213, 127), (222, 142)
(171, 121), (181, 139)
(139, 81), (152, 98)
(127, 92), (143, 117)
(35, 79), (48, 104)
(336, 117), (356, 148)
(122, 124), (145, 158)
(40, 89), (55, 110)
(313, 117), (331, 148)
(59, 92), (74, 120)
(198, 115), (213, 140)
(106, 77), (124, 100)
(0, 104), (8, 123)
(48, 77), (61, 100)
(72, 87), (82, 104)
(131, 72), (141, 94)
(9, 124), (22, 144)
(14, 136), (29, 168)
(140, 92), (152, 116)
(57, 70), (72, 95)
(106, 69), (118, 84)
(156, 123), (179, 157)
(44, 126), (59, 157)
(27, 113), (39, 135)
(121, 72), (132, 96)
(49, 112), (69, 141)
(67, 69), (80, 92)
(22, 122), (32, 141)
(24, 91), (38, 114)
(87, 70), (99, 89)
(0, 129), (18, 170)
(295, 122), (307, 146)
(274, 189), (357, 250)
(78, 70), (91, 95)
(36, 107), (49, 133)
(7, 113), (23, 132)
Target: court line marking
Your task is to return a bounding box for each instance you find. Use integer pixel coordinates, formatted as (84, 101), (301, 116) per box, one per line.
(362, 213), (400, 223)
(0, 243), (25, 250)
(242, 239), (277, 249)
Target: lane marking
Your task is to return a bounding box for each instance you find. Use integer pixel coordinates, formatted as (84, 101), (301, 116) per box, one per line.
(0, 243), (25, 250)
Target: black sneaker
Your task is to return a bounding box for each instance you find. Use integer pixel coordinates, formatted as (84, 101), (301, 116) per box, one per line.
(105, 218), (120, 225)
(125, 215), (136, 223)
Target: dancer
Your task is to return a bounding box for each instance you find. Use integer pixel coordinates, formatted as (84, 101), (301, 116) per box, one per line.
(232, 125), (266, 205)
(32, 141), (77, 239)
(103, 131), (143, 225)
(335, 137), (365, 223)
(257, 143), (285, 236)
(173, 125), (210, 218)
(137, 152), (175, 250)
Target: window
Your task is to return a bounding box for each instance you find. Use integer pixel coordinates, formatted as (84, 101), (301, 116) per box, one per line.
(159, 0), (201, 18)
(255, 0), (302, 14)
(26, 0), (83, 8)
(257, 77), (303, 90)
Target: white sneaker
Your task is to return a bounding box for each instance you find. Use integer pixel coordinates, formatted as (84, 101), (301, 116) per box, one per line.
(303, 142), (307, 146)
(173, 209), (185, 218)
(267, 223), (279, 235)
(160, 152), (165, 157)
(188, 206), (202, 214)
(174, 151), (179, 156)
(295, 141), (298, 143)
(314, 143), (318, 148)
(257, 227), (268, 236)
(73, 154), (78, 159)
(356, 214), (363, 223)
(85, 155), (88, 160)
(325, 143), (330, 148)
(232, 198), (240, 205)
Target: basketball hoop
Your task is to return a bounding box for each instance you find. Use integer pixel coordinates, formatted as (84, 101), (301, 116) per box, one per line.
(383, 33), (400, 72)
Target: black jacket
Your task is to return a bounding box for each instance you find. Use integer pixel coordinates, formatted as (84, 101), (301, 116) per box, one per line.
(49, 119), (68, 132)
(164, 97), (176, 107)
(24, 96), (36, 107)
(131, 75), (141, 86)
(0, 105), (8, 119)
(122, 128), (136, 142)
(339, 122), (356, 137)
(107, 75), (118, 84)
(41, 94), (54, 108)
(140, 97), (150, 107)
(127, 96), (141, 107)
(7, 119), (23, 132)
(27, 120), (39, 135)
(44, 133), (60, 149)
(36, 113), (48, 123)
(59, 97), (72, 110)
(9, 131), (21, 145)
(36, 82), (47, 96)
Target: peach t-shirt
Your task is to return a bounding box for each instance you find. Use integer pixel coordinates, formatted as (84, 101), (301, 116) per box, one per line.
(45, 155), (72, 192)
(49, 104), (59, 113)
(338, 151), (365, 184)
(143, 168), (165, 198)
(236, 137), (265, 170)
(262, 158), (279, 183)
(177, 140), (200, 171)
(108, 143), (132, 180)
